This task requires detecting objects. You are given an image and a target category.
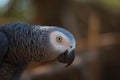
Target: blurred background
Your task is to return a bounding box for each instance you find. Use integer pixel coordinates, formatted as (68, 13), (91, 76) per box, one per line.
(0, 0), (120, 80)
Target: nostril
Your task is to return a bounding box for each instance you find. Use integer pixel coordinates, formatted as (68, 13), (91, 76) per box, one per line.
(70, 45), (72, 48)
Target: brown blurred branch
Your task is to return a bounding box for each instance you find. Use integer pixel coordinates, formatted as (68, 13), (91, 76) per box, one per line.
(31, 0), (71, 25)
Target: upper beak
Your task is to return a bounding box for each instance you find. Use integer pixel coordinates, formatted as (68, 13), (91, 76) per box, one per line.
(57, 49), (75, 67)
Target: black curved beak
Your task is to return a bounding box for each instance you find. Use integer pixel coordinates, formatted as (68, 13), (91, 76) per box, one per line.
(57, 49), (75, 67)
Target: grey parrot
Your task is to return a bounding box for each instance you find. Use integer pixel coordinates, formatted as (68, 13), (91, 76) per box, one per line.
(0, 22), (76, 80)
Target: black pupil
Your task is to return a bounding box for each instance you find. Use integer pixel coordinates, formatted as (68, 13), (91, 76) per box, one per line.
(58, 37), (61, 40)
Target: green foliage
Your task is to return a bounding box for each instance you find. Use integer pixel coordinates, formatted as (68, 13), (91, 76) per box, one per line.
(99, 0), (120, 12)
(0, 0), (34, 22)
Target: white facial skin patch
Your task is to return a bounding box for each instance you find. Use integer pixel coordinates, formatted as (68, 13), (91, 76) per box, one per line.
(49, 31), (75, 54)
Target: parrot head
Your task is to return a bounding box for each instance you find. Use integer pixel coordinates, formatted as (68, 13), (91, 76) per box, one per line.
(49, 27), (76, 67)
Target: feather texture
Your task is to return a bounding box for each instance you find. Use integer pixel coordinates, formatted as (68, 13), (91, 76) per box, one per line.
(0, 22), (76, 80)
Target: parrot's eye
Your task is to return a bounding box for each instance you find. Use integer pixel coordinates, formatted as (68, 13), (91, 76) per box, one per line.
(56, 36), (62, 42)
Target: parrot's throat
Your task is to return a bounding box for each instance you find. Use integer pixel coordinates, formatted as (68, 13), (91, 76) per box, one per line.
(31, 48), (58, 63)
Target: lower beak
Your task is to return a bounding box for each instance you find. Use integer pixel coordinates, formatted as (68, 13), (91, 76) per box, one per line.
(57, 49), (75, 67)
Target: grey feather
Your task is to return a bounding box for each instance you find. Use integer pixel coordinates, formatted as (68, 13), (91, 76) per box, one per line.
(0, 22), (56, 80)
(0, 22), (56, 64)
(0, 22), (76, 80)
(0, 31), (9, 64)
